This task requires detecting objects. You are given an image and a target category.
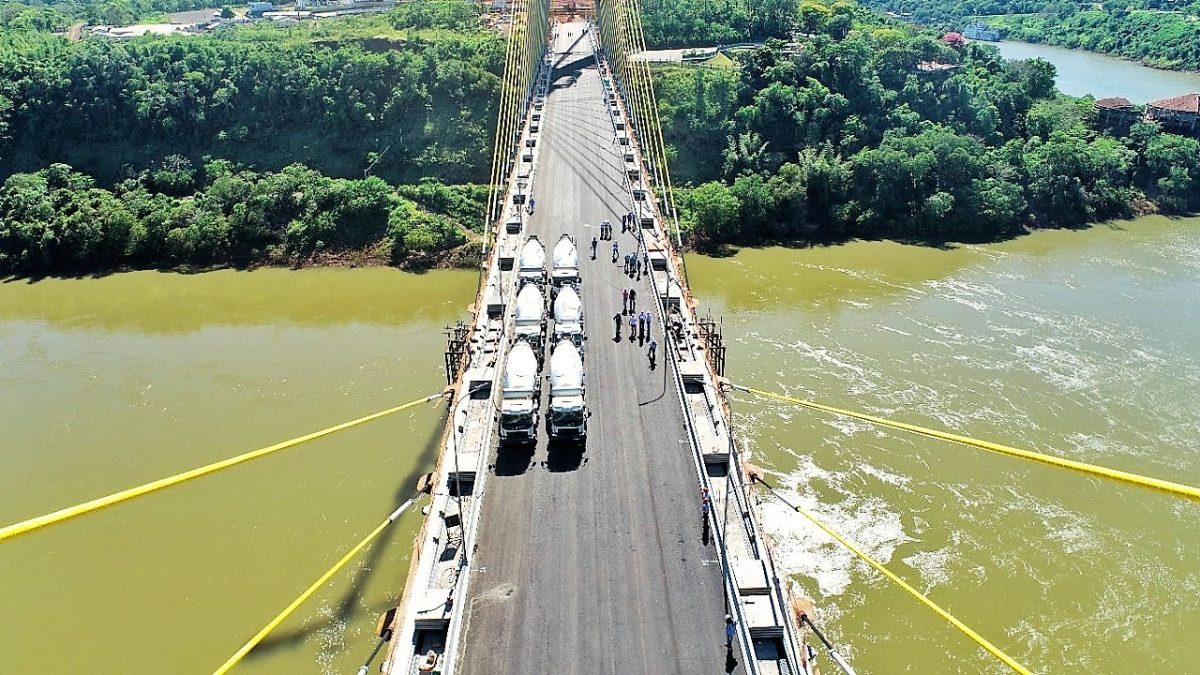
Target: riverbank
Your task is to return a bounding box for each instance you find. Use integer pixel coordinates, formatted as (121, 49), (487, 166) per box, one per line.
(0, 163), (486, 279)
(0, 242), (482, 282)
(988, 10), (1200, 73)
(990, 40), (1200, 101)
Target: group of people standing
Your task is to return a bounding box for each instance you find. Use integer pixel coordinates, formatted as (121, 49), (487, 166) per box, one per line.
(623, 252), (647, 278)
(620, 211), (638, 233)
(594, 212), (657, 369)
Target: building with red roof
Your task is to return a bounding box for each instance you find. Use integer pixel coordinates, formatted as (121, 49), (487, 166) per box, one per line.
(1146, 92), (1200, 132)
(1094, 97), (1138, 131)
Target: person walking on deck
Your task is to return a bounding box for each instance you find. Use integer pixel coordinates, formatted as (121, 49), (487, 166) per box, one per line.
(629, 315), (637, 342)
(591, 236), (598, 260)
(648, 338), (658, 368)
(613, 313), (622, 340)
(628, 288), (637, 312)
(622, 288), (629, 314)
(612, 241), (619, 262)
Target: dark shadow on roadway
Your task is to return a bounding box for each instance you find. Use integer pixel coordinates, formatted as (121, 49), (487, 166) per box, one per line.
(543, 438), (586, 473)
(244, 404), (449, 661)
(726, 645), (740, 673)
(551, 56), (595, 80)
(493, 441), (536, 477)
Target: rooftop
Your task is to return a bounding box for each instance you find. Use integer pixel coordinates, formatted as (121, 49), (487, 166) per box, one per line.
(917, 60), (959, 73)
(1095, 97), (1134, 110)
(1147, 92), (1200, 113)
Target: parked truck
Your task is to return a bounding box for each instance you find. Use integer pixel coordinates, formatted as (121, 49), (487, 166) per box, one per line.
(552, 283), (584, 351)
(518, 235), (546, 287)
(513, 283), (546, 352)
(551, 233), (579, 286)
(547, 338), (587, 440)
(498, 340), (539, 443)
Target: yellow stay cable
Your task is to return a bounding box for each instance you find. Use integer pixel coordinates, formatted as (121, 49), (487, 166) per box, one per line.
(628, 0), (687, 256)
(0, 392), (446, 543)
(213, 498), (418, 674)
(733, 384), (1200, 501)
(484, 0), (521, 239)
(760, 485), (1032, 675)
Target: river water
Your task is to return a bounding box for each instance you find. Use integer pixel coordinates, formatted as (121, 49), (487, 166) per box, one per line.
(3, 217), (1198, 673)
(0, 268), (477, 673)
(992, 40), (1200, 102)
(687, 215), (1200, 674)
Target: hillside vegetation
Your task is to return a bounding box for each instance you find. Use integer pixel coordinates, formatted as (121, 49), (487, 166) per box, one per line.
(858, 0), (1200, 71)
(652, 4), (1200, 245)
(0, 4), (496, 275)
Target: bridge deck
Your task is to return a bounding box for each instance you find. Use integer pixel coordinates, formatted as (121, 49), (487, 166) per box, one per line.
(455, 31), (742, 675)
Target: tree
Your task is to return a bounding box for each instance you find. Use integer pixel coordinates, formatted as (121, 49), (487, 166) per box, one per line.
(686, 182), (742, 242)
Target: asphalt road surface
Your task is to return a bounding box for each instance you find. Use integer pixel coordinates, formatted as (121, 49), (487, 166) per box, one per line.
(456, 25), (743, 675)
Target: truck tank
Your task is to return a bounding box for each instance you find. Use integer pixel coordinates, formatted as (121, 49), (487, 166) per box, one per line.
(551, 234), (579, 285)
(547, 339), (586, 439)
(499, 340), (539, 442)
(552, 284), (584, 346)
(513, 283), (545, 346)
(518, 236), (546, 283)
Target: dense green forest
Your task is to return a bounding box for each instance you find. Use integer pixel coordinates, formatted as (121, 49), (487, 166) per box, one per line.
(0, 161), (484, 272)
(641, 0), (800, 49)
(0, 4), (497, 275)
(656, 19), (1200, 244)
(0, 7), (500, 185)
(858, 0), (1200, 71)
(1, 0), (209, 28)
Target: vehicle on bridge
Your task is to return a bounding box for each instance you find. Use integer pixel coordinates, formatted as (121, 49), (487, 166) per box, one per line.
(498, 339), (540, 443)
(552, 283), (584, 353)
(513, 283), (547, 354)
(518, 235), (547, 287)
(551, 233), (579, 286)
(547, 339), (587, 440)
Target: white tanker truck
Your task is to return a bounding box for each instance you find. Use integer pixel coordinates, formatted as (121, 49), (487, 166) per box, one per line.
(552, 283), (584, 351)
(518, 235), (546, 287)
(551, 233), (579, 286)
(513, 283), (546, 352)
(498, 340), (539, 443)
(547, 338), (587, 440)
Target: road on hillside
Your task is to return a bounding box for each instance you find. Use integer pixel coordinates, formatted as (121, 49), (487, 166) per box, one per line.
(455, 22), (743, 675)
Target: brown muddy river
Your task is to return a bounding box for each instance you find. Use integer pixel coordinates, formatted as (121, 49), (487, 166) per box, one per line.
(3, 216), (1198, 673)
